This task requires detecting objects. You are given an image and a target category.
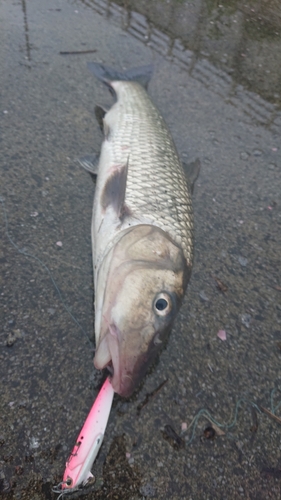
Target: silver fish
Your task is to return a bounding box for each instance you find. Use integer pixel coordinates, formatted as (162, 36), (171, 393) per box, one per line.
(82, 63), (194, 397)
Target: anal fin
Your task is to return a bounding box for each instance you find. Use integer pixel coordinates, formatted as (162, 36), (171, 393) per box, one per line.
(182, 158), (201, 194)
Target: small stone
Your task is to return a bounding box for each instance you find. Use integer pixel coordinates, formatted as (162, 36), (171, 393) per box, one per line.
(6, 332), (17, 347)
(241, 314), (252, 328)
(240, 152), (249, 160)
(238, 256), (248, 266)
(30, 437), (39, 449)
(236, 440), (243, 451)
(15, 465), (23, 475)
(253, 149), (262, 156)
(140, 484), (156, 497)
(217, 330), (227, 341)
(13, 329), (22, 338)
(199, 291), (209, 302)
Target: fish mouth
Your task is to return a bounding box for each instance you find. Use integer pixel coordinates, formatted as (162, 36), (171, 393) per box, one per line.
(94, 325), (131, 397)
(93, 325), (135, 398)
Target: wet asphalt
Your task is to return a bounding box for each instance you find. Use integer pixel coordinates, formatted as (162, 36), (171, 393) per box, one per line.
(0, 0), (281, 499)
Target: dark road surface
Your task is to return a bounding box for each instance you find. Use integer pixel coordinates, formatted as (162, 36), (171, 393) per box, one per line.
(1, 1), (281, 498)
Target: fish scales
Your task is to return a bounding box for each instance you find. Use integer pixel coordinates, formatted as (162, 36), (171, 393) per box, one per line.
(108, 81), (194, 265)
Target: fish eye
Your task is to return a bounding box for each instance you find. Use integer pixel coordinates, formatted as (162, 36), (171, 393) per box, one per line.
(154, 293), (172, 316)
(156, 298), (168, 311)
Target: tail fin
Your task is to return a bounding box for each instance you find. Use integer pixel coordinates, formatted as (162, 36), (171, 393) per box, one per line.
(87, 62), (153, 89)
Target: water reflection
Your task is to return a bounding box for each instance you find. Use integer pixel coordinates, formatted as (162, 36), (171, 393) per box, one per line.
(78, 0), (281, 133)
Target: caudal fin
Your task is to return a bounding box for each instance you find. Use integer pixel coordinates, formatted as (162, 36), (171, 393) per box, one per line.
(87, 62), (153, 89)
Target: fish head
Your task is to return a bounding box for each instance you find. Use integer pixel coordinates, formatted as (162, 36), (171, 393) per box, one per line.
(94, 225), (191, 397)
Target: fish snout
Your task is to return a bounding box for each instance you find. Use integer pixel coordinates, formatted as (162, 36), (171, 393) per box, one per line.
(94, 323), (162, 398)
(109, 348), (153, 398)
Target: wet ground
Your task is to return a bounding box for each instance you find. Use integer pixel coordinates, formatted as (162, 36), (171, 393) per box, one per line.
(0, 0), (281, 498)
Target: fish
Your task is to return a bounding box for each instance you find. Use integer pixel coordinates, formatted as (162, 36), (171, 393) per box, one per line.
(80, 63), (196, 398)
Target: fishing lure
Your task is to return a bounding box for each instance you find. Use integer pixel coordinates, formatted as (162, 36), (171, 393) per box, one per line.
(53, 377), (114, 496)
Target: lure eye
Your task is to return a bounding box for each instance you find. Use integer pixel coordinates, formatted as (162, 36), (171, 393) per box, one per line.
(65, 477), (73, 488)
(154, 293), (172, 316)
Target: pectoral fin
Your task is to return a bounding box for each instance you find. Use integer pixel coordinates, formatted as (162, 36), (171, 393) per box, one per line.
(76, 154), (99, 175)
(182, 158), (201, 194)
(95, 105), (107, 132)
(101, 161), (129, 218)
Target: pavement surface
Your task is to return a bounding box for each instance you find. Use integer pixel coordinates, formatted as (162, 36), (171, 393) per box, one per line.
(0, 0), (281, 499)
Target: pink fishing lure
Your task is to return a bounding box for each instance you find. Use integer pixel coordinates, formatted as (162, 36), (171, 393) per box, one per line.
(62, 377), (114, 490)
